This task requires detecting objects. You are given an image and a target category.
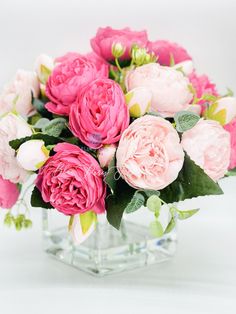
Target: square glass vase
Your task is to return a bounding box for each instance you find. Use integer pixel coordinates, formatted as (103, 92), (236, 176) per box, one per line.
(42, 209), (177, 276)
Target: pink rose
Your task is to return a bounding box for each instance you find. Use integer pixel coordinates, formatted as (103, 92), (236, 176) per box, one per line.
(147, 40), (192, 66)
(116, 115), (184, 190)
(181, 119), (230, 181)
(97, 144), (117, 168)
(45, 54), (107, 116)
(35, 143), (106, 216)
(224, 119), (236, 170)
(90, 27), (148, 61)
(69, 78), (129, 149)
(0, 70), (39, 118)
(126, 63), (192, 117)
(0, 176), (20, 209)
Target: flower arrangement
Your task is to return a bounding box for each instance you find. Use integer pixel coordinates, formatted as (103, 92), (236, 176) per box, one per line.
(1, 26), (236, 244)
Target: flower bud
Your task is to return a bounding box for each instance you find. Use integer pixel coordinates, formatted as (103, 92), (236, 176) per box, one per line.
(186, 104), (201, 115)
(125, 87), (152, 118)
(210, 96), (236, 125)
(34, 54), (54, 84)
(111, 42), (125, 59)
(173, 60), (194, 76)
(97, 144), (117, 168)
(131, 47), (147, 66)
(17, 140), (49, 171)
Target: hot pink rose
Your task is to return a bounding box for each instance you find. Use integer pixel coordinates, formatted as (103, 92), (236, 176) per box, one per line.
(90, 27), (148, 61)
(181, 119), (230, 181)
(45, 54), (107, 116)
(0, 176), (20, 209)
(116, 115), (184, 190)
(69, 78), (129, 149)
(224, 119), (236, 170)
(147, 40), (192, 66)
(35, 143), (106, 216)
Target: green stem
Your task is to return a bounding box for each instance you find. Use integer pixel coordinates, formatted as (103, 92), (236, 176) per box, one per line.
(115, 58), (122, 72)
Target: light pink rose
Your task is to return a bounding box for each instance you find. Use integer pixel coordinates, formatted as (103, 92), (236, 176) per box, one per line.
(0, 70), (39, 118)
(224, 119), (236, 170)
(147, 40), (192, 66)
(45, 54), (107, 116)
(90, 27), (148, 61)
(0, 175), (20, 209)
(116, 115), (184, 190)
(181, 119), (230, 181)
(69, 78), (129, 149)
(97, 144), (117, 168)
(126, 63), (192, 117)
(0, 113), (32, 183)
(35, 143), (106, 216)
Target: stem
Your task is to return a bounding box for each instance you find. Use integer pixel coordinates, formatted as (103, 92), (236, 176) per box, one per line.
(115, 58), (122, 72)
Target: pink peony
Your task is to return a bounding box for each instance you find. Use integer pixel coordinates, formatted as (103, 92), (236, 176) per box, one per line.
(147, 40), (192, 66)
(0, 176), (20, 209)
(0, 70), (39, 118)
(45, 54), (107, 116)
(69, 78), (129, 149)
(181, 119), (230, 181)
(224, 119), (236, 170)
(116, 115), (184, 190)
(90, 27), (148, 61)
(35, 143), (106, 216)
(126, 63), (192, 117)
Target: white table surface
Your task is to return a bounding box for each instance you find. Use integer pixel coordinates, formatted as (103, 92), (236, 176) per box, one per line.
(0, 177), (235, 314)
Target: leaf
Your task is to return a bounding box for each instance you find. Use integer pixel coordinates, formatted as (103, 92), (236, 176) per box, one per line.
(79, 211), (97, 234)
(9, 133), (64, 151)
(31, 186), (53, 209)
(174, 111), (200, 132)
(146, 195), (162, 212)
(201, 94), (218, 102)
(32, 97), (52, 119)
(226, 168), (236, 176)
(141, 190), (160, 199)
(42, 118), (67, 137)
(125, 191), (145, 213)
(160, 154), (223, 204)
(164, 218), (176, 234)
(104, 156), (117, 194)
(146, 111), (161, 117)
(149, 220), (164, 237)
(33, 118), (50, 129)
(177, 208), (199, 220)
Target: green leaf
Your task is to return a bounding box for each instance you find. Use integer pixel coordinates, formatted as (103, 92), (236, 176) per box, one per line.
(146, 195), (162, 212)
(32, 97), (52, 119)
(125, 191), (145, 213)
(177, 208), (199, 220)
(160, 154), (223, 203)
(225, 167), (236, 176)
(146, 112), (161, 117)
(149, 220), (164, 237)
(141, 190), (160, 198)
(104, 156), (117, 194)
(79, 211), (97, 234)
(174, 111), (200, 132)
(164, 218), (176, 234)
(31, 186), (53, 209)
(33, 118), (50, 129)
(201, 94), (218, 102)
(42, 118), (67, 137)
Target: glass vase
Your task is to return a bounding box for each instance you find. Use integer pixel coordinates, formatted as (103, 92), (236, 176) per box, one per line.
(42, 208), (177, 276)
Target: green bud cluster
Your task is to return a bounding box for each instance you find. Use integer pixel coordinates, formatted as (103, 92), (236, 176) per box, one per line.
(4, 212), (32, 231)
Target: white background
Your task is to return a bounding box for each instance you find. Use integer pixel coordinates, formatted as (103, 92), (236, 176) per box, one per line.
(0, 0), (236, 313)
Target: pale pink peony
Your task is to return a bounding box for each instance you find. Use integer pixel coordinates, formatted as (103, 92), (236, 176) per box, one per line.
(45, 54), (107, 116)
(69, 78), (129, 149)
(147, 40), (192, 66)
(0, 113), (32, 183)
(0, 70), (40, 118)
(116, 115), (184, 190)
(224, 119), (236, 170)
(181, 119), (230, 181)
(35, 143), (106, 216)
(126, 63), (192, 117)
(90, 27), (148, 61)
(97, 144), (117, 168)
(0, 175), (20, 209)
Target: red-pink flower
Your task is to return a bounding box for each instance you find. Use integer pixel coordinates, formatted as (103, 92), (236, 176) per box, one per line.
(224, 119), (236, 170)
(90, 27), (148, 61)
(45, 54), (107, 116)
(0, 176), (20, 209)
(147, 40), (192, 66)
(35, 143), (106, 216)
(69, 78), (129, 149)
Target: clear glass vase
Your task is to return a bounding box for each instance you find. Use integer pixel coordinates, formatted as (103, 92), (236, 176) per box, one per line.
(42, 209), (177, 276)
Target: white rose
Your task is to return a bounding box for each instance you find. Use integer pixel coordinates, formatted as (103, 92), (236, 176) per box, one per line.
(34, 54), (54, 85)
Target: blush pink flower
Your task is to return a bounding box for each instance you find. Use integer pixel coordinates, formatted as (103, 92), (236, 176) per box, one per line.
(181, 119), (230, 181)
(224, 119), (236, 170)
(147, 40), (192, 66)
(45, 54), (107, 116)
(116, 115), (184, 190)
(97, 144), (117, 168)
(35, 143), (106, 216)
(69, 78), (129, 149)
(90, 27), (148, 61)
(0, 176), (20, 209)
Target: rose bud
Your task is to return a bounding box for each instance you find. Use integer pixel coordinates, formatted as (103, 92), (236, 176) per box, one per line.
(207, 97), (236, 125)
(125, 87), (152, 118)
(17, 140), (49, 171)
(173, 60), (194, 76)
(112, 42), (125, 59)
(97, 144), (117, 168)
(34, 54), (54, 85)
